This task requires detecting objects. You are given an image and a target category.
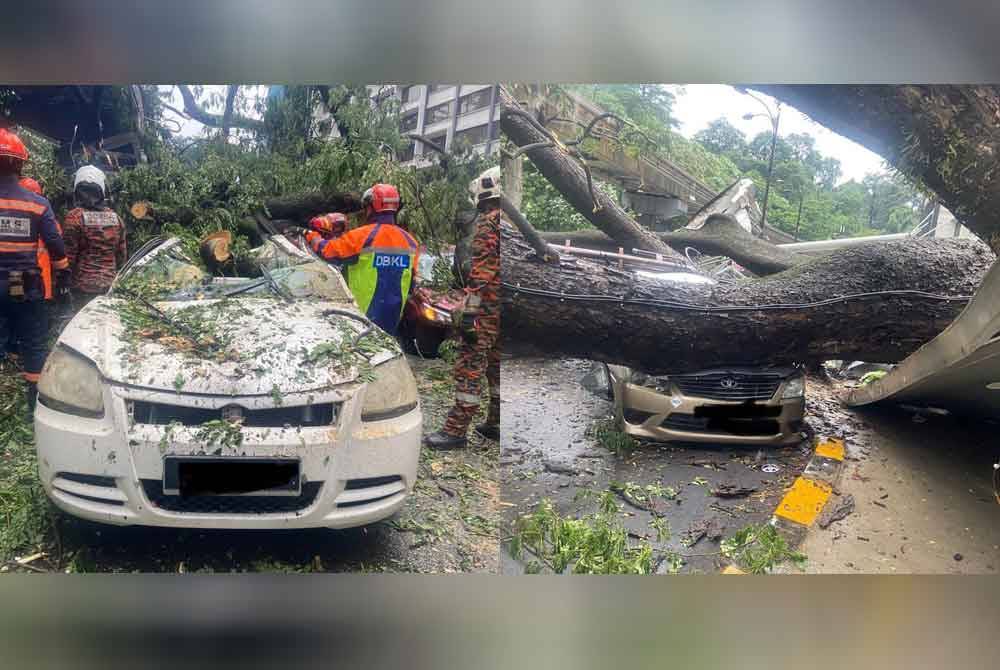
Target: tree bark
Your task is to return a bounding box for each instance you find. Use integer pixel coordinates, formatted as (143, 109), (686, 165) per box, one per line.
(539, 214), (808, 276)
(502, 222), (994, 374)
(221, 85), (238, 138)
(757, 85), (1000, 252)
(177, 85), (264, 133)
(263, 191), (363, 221)
(499, 88), (680, 259)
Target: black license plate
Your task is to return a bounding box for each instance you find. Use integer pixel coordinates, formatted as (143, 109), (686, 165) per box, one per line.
(163, 457), (301, 497)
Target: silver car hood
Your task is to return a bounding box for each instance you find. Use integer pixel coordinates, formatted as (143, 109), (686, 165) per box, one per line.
(61, 296), (397, 396)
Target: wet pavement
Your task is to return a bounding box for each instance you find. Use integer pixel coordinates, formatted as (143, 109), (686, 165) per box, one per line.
(500, 356), (814, 574)
(11, 354), (500, 574)
(796, 376), (1000, 574)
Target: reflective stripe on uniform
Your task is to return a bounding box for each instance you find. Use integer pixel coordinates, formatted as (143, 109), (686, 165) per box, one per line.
(455, 391), (480, 405)
(0, 199), (46, 215)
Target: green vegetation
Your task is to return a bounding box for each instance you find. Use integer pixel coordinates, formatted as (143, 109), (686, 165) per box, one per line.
(720, 523), (807, 574)
(0, 365), (53, 564)
(509, 492), (683, 575)
(523, 84), (930, 242)
(590, 417), (638, 458)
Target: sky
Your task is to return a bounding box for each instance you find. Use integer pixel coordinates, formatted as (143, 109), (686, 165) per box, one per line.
(667, 84), (888, 185)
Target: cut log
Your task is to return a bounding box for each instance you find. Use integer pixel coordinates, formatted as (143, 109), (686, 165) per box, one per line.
(758, 85), (1000, 253)
(540, 214), (807, 276)
(501, 222), (994, 374)
(263, 191), (363, 221)
(499, 88), (680, 259)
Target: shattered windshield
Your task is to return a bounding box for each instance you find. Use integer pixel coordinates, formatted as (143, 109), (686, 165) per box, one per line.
(115, 237), (353, 303)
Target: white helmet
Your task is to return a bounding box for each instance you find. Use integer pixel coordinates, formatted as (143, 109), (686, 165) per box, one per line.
(73, 165), (107, 196)
(469, 166), (502, 206)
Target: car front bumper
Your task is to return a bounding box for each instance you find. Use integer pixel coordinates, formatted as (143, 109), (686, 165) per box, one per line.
(34, 384), (421, 529)
(615, 383), (805, 446)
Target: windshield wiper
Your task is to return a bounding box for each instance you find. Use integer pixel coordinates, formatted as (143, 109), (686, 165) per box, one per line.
(259, 263), (292, 302)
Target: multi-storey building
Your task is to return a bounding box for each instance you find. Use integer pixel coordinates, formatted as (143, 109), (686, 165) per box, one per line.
(373, 84), (501, 165)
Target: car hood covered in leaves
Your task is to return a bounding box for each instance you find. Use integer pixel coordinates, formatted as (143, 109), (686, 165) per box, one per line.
(60, 296), (400, 396)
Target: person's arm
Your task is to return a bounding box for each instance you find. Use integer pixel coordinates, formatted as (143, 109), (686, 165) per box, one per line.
(39, 204), (68, 271)
(306, 225), (369, 261)
(464, 213), (500, 301)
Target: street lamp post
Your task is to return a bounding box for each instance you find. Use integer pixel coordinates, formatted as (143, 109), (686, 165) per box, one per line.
(740, 91), (781, 238)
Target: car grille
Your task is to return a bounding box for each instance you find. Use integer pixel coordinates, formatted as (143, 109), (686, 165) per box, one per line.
(671, 373), (783, 401)
(131, 400), (337, 427)
(661, 413), (781, 436)
(140, 480), (323, 514)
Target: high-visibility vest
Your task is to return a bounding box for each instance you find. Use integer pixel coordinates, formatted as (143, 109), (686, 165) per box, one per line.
(345, 223), (418, 334)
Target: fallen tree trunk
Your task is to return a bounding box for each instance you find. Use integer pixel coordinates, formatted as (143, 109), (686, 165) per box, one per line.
(502, 222), (994, 373)
(758, 85), (1000, 253)
(263, 191), (362, 221)
(499, 88), (680, 259)
(539, 214), (808, 276)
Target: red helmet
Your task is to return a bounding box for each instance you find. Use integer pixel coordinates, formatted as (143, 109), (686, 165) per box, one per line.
(362, 183), (402, 213)
(18, 177), (42, 195)
(0, 128), (28, 163)
(308, 212), (347, 236)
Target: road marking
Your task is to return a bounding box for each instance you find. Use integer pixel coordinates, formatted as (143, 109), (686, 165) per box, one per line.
(721, 437), (847, 573)
(815, 438), (845, 461)
(774, 477), (833, 526)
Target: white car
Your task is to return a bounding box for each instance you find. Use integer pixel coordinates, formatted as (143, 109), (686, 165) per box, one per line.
(34, 233), (422, 529)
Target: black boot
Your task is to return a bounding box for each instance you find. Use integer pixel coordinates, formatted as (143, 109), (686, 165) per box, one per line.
(425, 431), (467, 451)
(474, 423), (499, 441)
(26, 381), (38, 421)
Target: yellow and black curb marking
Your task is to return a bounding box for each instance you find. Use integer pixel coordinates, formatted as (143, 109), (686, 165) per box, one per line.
(722, 437), (846, 574)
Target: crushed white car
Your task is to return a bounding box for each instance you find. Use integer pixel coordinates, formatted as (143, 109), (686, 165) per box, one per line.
(34, 233), (421, 529)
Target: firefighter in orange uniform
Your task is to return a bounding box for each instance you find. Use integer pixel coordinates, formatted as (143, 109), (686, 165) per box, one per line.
(426, 167), (502, 450)
(0, 129), (70, 415)
(303, 184), (420, 335)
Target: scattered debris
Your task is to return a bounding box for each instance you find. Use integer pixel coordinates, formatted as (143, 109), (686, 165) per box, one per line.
(818, 493), (856, 529)
(761, 463), (781, 474)
(711, 483), (758, 499)
(542, 458), (580, 476)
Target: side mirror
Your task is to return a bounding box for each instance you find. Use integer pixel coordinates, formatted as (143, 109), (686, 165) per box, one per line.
(581, 362), (614, 401)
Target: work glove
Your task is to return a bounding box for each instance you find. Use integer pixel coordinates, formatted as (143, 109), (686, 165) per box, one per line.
(303, 230), (322, 248)
(55, 269), (72, 301)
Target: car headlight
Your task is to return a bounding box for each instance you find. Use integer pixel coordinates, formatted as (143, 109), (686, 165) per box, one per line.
(781, 375), (805, 399)
(630, 370), (669, 392)
(361, 356), (419, 422)
(37, 346), (105, 418)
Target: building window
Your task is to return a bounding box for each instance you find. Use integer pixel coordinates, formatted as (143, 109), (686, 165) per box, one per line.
(457, 88), (491, 115)
(425, 132), (448, 154)
(399, 141), (415, 162)
(425, 101), (452, 125)
(428, 84), (453, 93)
(400, 111), (418, 133)
(453, 124), (489, 149)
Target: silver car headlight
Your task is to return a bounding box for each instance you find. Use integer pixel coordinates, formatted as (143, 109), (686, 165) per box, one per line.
(37, 346), (105, 418)
(781, 375), (805, 399)
(361, 356), (419, 422)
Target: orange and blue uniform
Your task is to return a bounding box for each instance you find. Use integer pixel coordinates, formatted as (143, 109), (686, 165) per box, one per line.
(0, 175), (68, 382)
(306, 213), (420, 335)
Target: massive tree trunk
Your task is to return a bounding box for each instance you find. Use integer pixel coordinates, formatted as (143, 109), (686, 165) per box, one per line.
(499, 88), (679, 259)
(539, 214), (807, 276)
(758, 85), (1000, 252)
(501, 222), (994, 374)
(263, 191), (362, 221)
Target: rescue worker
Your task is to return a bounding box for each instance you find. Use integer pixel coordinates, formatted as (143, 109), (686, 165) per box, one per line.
(0, 128), (70, 413)
(307, 212), (348, 240)
(303, 184), (419, 335)
(62, 165), (127, 308)
(426, 167), (502, 449)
